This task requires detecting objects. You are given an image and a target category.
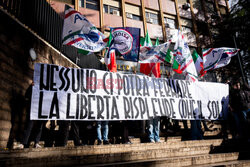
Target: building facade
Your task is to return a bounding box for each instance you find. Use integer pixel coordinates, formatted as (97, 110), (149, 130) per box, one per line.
(49, 0), (229, 77)
(0, 0), (229, 148)
(50, 0), (229, 47)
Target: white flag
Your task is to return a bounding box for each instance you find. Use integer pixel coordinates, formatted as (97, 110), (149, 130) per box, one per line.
(174, 30), (198, 82)
(203, 48), (239, 71)
(62, 5), (106, 52)
(139, 41), (171, 63)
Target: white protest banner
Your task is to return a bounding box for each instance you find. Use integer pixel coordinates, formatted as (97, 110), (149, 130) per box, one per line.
(31, 63), (229, 121)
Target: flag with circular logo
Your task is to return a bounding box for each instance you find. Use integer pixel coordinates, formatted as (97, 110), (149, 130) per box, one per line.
(110, 27), (140, 62)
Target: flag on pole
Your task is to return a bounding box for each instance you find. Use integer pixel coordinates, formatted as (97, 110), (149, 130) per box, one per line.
(140, 63), (161, 77)
(143, 31), (153, 46)
(109, 27), (140, 62)
(105, 31), (117, 72)
(139, 41), (171, 63)
(155, 37), (159, 46)
(174, 30), (198, 81)
(165, 49), (182, 74)
(139, 31), (161, 78)
(203, 48), (239, 71)
(151, 63), (161, 78)
(153, 37), (161, 78)
(105, 49), (117, 72)
(192, 49), (206, 77)
(140, 31), (153, 75)
(62, 5), (106, 53)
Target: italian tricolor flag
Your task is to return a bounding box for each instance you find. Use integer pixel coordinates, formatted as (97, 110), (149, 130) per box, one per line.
(192, 50), (206, 77)
(104, 31), (117, 72)
(165, 49), (182, 74)
(139, 31), (161, 78)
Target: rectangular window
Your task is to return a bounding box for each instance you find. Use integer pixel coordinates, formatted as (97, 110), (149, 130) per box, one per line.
(126, 12), (141, 21)
(103, 4), (121, 16)
(182, 26), (192, 33)
(86, 0), (99, 10)
(132, 15), (141, 21)
(79, 0), (99, 10)
(110, 6), (120, 16)
(103, 4), (109, 13)
(80, 0), (84, 7)
(164, 18), (176, 29)
(146, 12), (159, 25)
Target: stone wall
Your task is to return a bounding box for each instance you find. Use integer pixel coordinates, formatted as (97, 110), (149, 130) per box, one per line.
(0, 9), (79, 148)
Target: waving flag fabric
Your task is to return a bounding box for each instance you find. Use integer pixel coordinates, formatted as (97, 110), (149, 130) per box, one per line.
(155, 37), (159, 46)
(203, 48), (239, 71)
(105, 31), (117, 72)
(62, 5), (106, 52)
(143, 31), (153, 46)
(105, 49), (117, 72)
(165, 49), (182, 74)
(174, 30), (198, 82)
(153, 37), (161, 78)
(109, 27), (140, 62)
(192, 50), (206, 77)
(139, 31), (161, 78)
(140, 63), (161, 77)
(139, 41), (171, 63)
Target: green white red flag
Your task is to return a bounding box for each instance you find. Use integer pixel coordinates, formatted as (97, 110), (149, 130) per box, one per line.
(104, 31), (117, 72)
(174, 30), (198, 82)
(192, 50), (206, 77)
(165, 49), (182, 74)
(139, 31), (161, 78)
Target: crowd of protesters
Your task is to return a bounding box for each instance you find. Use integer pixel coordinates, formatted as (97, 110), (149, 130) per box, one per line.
(13, 80), (250, 149)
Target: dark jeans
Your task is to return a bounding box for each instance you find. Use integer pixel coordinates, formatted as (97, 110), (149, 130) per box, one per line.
(122, 121), (130, 143)
(190, 120), (203, 140)
(22, 120), (44, 146)
(55, 121), (81, 147)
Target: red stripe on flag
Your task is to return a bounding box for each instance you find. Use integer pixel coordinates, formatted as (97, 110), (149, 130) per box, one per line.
(155, 55), (165, 62)
(152, 63), (161, 78)
(173, 65), (182, 74)
(176, 51), (182, 56)
(180, 58), (193, 71)
(65, 10), (81, 19)
(190, 76), (196, 82)
(66, 37), (84, 45)
(203, 48), (214, 57)
(225, 50), (238, 55)
(140, 63), (152, 76)
(108, 50), (117, 72)
(103, 37), (109, 43)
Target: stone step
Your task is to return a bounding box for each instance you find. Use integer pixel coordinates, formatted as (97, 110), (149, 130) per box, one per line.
(204, 130), (220, 136)
(11, 136), (220, 149)
(11, 136), (171, 148)
(0, 152), (239, 167)
(165, 136), (182, 142)
(187, 160), (250, 167)
(1, 144), (212, 159)
(129, 137), (141, 144)
(0, 139), (224, 159)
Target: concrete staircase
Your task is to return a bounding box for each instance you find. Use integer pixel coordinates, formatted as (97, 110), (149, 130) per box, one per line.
(1, 137), (250, 167)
